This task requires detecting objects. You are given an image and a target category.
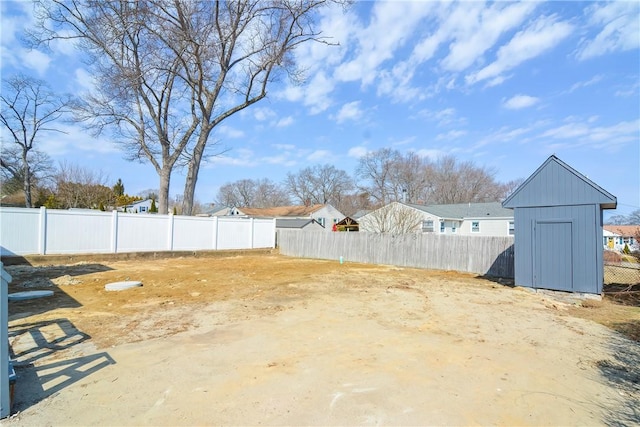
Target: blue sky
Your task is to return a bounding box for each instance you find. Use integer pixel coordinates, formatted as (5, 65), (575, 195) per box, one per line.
(1, 1), (639, 218)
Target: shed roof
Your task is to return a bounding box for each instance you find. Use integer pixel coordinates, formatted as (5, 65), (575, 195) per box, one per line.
(406, 201), (513, 219)
(503, 155), (616, 209)
(275, 218), (321, 229)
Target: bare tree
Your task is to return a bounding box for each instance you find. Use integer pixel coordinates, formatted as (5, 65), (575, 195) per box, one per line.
(285, 164), (353, 206)
(355, 148), (400, 206)
(53, 162), (115, 209)
(216, 178), (289, 207)
(0, 74), (71, 207)
(429, 156), (505, 204)
(359, 202), (424, 234)
(32, 0), (338, 215)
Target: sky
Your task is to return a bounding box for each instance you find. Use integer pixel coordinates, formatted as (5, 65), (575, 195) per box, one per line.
(1, 1), (639, 219)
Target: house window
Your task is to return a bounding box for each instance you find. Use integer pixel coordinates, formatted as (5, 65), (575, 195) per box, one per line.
(440, 221), (445, 233)
(451, 224), (456, 233)
(422, 220), (434, 232)
(471, 221), (480, 233)
(508, 221), (515, 235)
(140, 206), (147, 212)
(317, 217), (325, 227)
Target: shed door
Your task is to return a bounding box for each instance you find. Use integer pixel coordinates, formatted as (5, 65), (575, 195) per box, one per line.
(534, 221), (573, 291)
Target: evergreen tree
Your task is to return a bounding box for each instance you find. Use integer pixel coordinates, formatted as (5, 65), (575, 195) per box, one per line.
(150, 198), (158, 213)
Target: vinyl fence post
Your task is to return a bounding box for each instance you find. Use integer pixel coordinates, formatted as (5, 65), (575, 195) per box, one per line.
(213, 216), (219, 250)
(168, 213), (175, 251)
(249, 218), (255, 249)
(38, 206), (47, 255)
(272, 218), (277, 248)
(1, 264), (12, 418)
(111, 210), (119, 253)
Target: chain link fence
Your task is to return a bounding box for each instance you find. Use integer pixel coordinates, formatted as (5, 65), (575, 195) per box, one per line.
(604, 250), (640, 305)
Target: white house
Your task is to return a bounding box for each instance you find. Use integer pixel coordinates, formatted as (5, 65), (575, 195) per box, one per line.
(122, 199), (155, 213)
(603, 225), (639, 252)
(228, 204), (345, 231)
(359, 201), (514, 236)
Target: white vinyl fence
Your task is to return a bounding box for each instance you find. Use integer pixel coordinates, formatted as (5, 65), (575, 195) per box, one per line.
(0, 207), (276, 256)
(1, 264), (10, 418)
(278, 230), (515, 278)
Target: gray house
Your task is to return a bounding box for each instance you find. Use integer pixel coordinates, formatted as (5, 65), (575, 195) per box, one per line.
(502, 155), (616, 294)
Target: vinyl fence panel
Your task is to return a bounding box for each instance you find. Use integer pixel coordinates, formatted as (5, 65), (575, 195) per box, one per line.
(0, 208), (40, 256)
(0, 208), (275, 256)
(172, 216), (216, 251)
(45, 210), (113, 254)
(278, 230), (514, 278)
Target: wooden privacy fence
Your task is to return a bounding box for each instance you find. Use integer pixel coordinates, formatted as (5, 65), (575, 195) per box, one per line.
(0, 207), (276, 256)
(278, 230), (515, 278)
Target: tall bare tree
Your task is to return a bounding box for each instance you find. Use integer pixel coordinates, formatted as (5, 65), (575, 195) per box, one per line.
(32, 0), (337, 215)
(285, 164), (353, 206)
(217, 178), (290, 207)
(0, 74), (70, 207)
(429, 156), (504, 204)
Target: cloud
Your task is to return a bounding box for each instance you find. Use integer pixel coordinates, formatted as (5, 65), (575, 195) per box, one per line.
(275, 116), (294, 128)
(334, 1), (437, 85)
(307, 150), (333, 162)
(540, 118), (639, 152)
(413, 107), (466, 128)
(272, 143), (296, 150)
(436, 130), (467, 141)
(568, 75), (603, 93)
(253, 107), (276, 122)
(576, 2), (640, 60)
(334, 101), (363, 124)
(348, 146), (368, 158)
(38, 124), (120, 157)
(206, 148), (256, 167)
(440, 2), (538, 72)
(216, 125), (245, 139)
(466, 15), (573, 86)
(74, 68), (95, 92)
(503, 94), (540, 110)
(414, 148), (448, 160)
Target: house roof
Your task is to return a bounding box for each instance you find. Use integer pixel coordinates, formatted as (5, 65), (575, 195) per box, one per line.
(201, 205), (231, 216)
(237, 204), (326, 217)
(352, 209), (372, 219)
(275, 218), (321, 229)
(405, 201), (513, 219)
(604, 225), (640, 237)
(503, 155), (616, 209)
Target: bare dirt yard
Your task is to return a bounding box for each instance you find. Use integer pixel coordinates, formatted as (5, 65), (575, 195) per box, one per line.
(3, 251), (640, 426)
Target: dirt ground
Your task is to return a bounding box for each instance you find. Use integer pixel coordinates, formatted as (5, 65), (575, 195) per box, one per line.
(3, 252), (640, 426)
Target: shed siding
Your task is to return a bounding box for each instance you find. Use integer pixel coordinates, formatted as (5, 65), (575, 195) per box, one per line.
(514, 204), (601, 293)
(504, 159), (615, 208)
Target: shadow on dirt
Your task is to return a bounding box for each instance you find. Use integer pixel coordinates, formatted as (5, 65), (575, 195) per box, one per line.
(598, 335), (640, 427)
(5, 262), (113, 320)
(8, 318), (115, 413)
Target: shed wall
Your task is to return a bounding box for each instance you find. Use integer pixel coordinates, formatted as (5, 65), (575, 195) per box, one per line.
(514, 204), (602, 293)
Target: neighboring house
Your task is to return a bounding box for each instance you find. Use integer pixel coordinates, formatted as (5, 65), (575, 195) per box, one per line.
(122, 199), (154, 213)
(276, 218), (324, 231)
(603, 225), (640, 252)
(359, 201), (514, 236)
(229, 204), (345, 231)
(199, 205), (232, 217)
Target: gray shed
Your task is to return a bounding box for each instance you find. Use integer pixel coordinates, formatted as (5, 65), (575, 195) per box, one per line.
(502, 155), (616, 294)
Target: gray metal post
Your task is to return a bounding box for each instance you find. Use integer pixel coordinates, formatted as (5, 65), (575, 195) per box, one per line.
(1, 263), (12, 418)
